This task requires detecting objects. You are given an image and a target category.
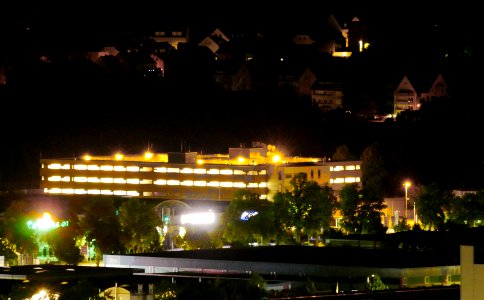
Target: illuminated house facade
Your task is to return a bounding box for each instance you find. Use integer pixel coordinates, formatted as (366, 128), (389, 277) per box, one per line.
(40, 145), (361, 202)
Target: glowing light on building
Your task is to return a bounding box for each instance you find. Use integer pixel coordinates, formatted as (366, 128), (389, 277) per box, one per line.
(144, 151), (154, 160)
(181, 212), (216, 225)
(272, 155), (281, 163)
(83, 155), (91, 161)
(114, 153), (124, 160)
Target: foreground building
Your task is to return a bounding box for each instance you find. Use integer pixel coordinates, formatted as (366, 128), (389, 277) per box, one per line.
(40, 143), (361, 202)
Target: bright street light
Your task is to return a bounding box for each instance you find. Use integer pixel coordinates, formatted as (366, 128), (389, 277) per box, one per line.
(404, 181), (411, 220)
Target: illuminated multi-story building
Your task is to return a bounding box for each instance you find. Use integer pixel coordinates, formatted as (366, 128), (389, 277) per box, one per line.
(40, 143), (362, 202)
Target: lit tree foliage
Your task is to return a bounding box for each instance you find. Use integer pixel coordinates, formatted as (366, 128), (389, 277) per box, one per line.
(273, 173), (337, 243)
(223, 190), (275, 245)
(446, 190), (484, 227)
(118, 198), (162, 253)
(415, 183), (452, 230)
(339, 183), (387, 234)
(80, 197), (124, 265)
(0, 200), (38, 255)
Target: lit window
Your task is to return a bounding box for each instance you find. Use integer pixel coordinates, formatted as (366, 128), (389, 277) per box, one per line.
(140, 179), (152, 184)
(87, 189), (101, 195)
(234, 170), (246, 175)
(48, 176), (61, 182)
(100, 165), (114, 171)
(333, 166), (344, 171)
(167, 180), (180, 185)
(181, 180), (194, 186)
(220, 182), (233, 187)
(127, 166), (139, 172)
(87, 177), (100, 183)
(261, 194), (267, 199)
(48, 164), (62, 169)
(194, 181), (207, 186)
(334, 178), (344, 183)
(61, 189), (74, 194)
(101, 190), (113, 195)
(208, 169), (220, 174)
(220, 169), (233, 175)
(140, 167), (152, 172)
(127, 179), (139, 184)
(234, 182), (246, 188)
(127, 191), (139, 196)
(207, 181), (219, 187)
(74, 177), (87, 182)
(154, 180), (167, 185)
(154, 167), (167, 173)
(356, 165), (361, 170)
(259, 170), (267, 175)
(180, 168), (194, 174)
(356, 177), (361, 182)
(114, 190), (127, 196)
(61, 164), (70, 170)
(346, 165), (356, 171)
(75, 189), (87, 194)
(259, 182), (267, 188)
(330, 167), (333, 171)
(247, 171), (258, 175)
(50, 188), (61, 193)
(167, 168), (179, 173)
(87, 165), (100, 171)
(113, 178), (126, 184)
(61, 176), (70, 182)
(114, 166), (126, 172)
(194, 168), (206, 174)
(345, 177), (356, 183)
(74, 164), (87, 170)
(101, 178), (114, 183)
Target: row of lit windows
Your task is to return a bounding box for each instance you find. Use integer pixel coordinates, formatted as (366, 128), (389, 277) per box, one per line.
(46, 164), (267, 175)
(330, 165), (360, 172)
(45, 176), (267, 188)
(330, 177), (361, 184)
(44, 188), (139, 196)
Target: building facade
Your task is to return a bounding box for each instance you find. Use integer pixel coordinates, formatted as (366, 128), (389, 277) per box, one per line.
(40, 145), (361, 202)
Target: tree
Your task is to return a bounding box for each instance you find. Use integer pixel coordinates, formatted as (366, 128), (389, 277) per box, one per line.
(365, 274), (387, 291)
(0, 200), (38, 256)
(118, 199), (162, 253)
(361, 142), (388, 201)
(46, 226), (83, 265)
(339, 183), (387, 234)
(80, 197), (124, 265)
(446, 190), (484, 227)
(332, 144), (357, 161)
(223, 190), (276, 245)
(273, 173), (337, 243)
(339, 183), (362, 234)
(415, 183), (452, 230)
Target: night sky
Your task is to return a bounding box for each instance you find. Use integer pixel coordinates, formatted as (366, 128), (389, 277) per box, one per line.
(0, 3), (481, 191)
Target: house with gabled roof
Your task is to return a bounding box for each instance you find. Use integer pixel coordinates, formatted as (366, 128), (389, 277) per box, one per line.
(198, 28), (230, 54)
(394, 74), (449, 115)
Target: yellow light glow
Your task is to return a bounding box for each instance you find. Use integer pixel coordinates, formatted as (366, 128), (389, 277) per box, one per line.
(404, 181), (411, 188)
(144, 152), (154, 160)
(364, 42), (370, 49)
(359, 40), (363, 52)
(178, 227), (186, 238)
(238, 157), (245, 163)
(181, 212), (215, 225)
(83, 155), (91, 161)
(197, 159), (204, 164)
(114, 153), (124, 160)
(272, 155), (281, 163)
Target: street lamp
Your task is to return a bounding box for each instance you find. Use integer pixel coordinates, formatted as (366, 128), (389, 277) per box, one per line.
(404, 181), (411, 220)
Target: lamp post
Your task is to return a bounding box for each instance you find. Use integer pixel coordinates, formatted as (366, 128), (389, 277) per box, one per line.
(404, 181), (411, 220)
